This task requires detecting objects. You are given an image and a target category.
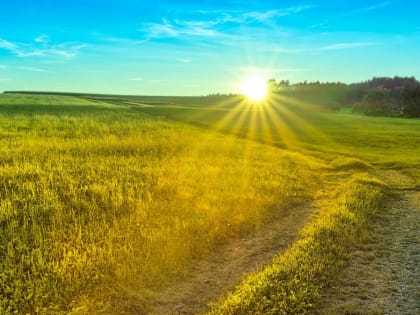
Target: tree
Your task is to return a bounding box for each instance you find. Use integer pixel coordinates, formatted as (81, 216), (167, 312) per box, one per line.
(361, 88), (393, 116)
(402, 84), (420, 118)
(267, 79), (290, 93)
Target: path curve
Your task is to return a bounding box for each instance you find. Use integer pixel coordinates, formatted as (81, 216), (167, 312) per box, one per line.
(148, 202), (315, 315)
(322, 170), (420, 314)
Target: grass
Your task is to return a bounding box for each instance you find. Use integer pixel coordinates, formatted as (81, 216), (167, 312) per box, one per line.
(0, 94), (322, 314)
(81, 93), (418, 314)
(1, 92), (418, 314)
(207, 172), (390, 314)
(128, 95), (420, 170)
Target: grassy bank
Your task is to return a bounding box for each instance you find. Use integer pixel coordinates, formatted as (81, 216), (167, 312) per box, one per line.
(0, 94), (322, 314)
(207, 169), (389, 314)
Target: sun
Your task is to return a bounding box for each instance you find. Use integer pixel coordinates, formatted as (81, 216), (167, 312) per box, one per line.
(240, 76), (268, 102)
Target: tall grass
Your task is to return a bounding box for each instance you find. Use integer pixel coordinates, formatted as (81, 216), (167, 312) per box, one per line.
(0, 95), (321, 313)
(207, 172), (389, 314)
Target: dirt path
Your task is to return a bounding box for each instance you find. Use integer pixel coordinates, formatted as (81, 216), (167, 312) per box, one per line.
(147, 169), (419, 315)
(322, 170), (420, 314)
(148, 198), (321, 315)
(146, 174), (346, 315)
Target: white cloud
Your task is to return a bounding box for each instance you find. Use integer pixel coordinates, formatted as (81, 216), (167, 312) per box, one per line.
(34, 34), (49, 44)
(318, 42), (380, 51)
(179, 58), (192, 63)
(102, 36), (146, 45)
(201, 5), (315, 25)
(0, 37), (86, 59)
(269, 41), (381, 54)
(129, 78), (168, 83)
(242, 10), (282, 22)
(148, 19), (180, 37)
(17, 66), (51, 73)
(356, 1), (393, 13)
(141, 18), (224, 40)
(243, 5), (315, 21)
(17, 50), (46, 57)
(138, 5), (314, 42)
(0, 38), (18, 52)
(49, 49), (77, 58)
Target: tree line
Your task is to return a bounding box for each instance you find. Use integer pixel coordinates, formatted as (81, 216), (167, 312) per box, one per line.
(267, 76), (420, 118)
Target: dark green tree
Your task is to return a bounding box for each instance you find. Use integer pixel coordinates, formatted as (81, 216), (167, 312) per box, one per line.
(402, 84), (420, 117)
(361, 88), (393, 116)
(267, 79), (290, 92)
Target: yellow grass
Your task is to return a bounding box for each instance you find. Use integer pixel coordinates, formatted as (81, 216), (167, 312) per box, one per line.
(0, 95), (322, 313)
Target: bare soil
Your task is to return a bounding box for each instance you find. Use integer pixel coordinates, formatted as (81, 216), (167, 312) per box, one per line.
(146, 169), (420, 315)
(321, 170), (420, 315)
(146, 191), (329, 315)
(146, 171), (343, 315)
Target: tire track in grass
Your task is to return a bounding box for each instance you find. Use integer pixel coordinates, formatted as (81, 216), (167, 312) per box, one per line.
(322, 170), (420, 314)
(147, 173), (345, 315)
(148, 203), (312, 315)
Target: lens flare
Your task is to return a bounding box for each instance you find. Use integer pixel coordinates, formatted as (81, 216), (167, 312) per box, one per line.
(240, 76), (268, 102)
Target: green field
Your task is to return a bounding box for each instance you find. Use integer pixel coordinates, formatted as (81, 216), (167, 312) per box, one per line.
(0, 93), (418, 314)
(75, 92), (420, 177)
(120, 94), (420, 168)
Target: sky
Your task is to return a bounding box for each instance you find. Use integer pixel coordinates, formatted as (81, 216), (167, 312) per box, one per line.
(0, 0), (419, 95)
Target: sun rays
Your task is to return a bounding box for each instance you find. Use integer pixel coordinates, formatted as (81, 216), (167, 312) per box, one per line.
(136, 77), (337, 156)
(175, 88), (338, 153)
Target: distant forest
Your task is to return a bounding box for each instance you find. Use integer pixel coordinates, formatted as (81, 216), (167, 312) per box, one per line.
(267, 76), (420, 118)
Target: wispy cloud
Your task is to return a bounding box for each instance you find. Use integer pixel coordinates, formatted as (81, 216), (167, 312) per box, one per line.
(17, 50), (46, 57)
(178, 58), (192, 63)
(0, 36), (87, 59)
(318, 42), (381, 50)
(102, 36), (146, 45)
(355, 1), (393, 13)
(310, 2), (395, 31)
(17, 66), (52, 73)
(197, 5), (315, 24)
(240, 5), (315, 22)
(34, 34), (49, 44)
(129, 77), (168, 83)
(0, 38), (18, 51)
(270, 41), (381, 54)
(140, 18), (226, 40)
(138, 5), (314, 42)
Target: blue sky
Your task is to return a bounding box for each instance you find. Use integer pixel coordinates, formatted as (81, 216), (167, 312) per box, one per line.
(0, 0), (419, 95)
